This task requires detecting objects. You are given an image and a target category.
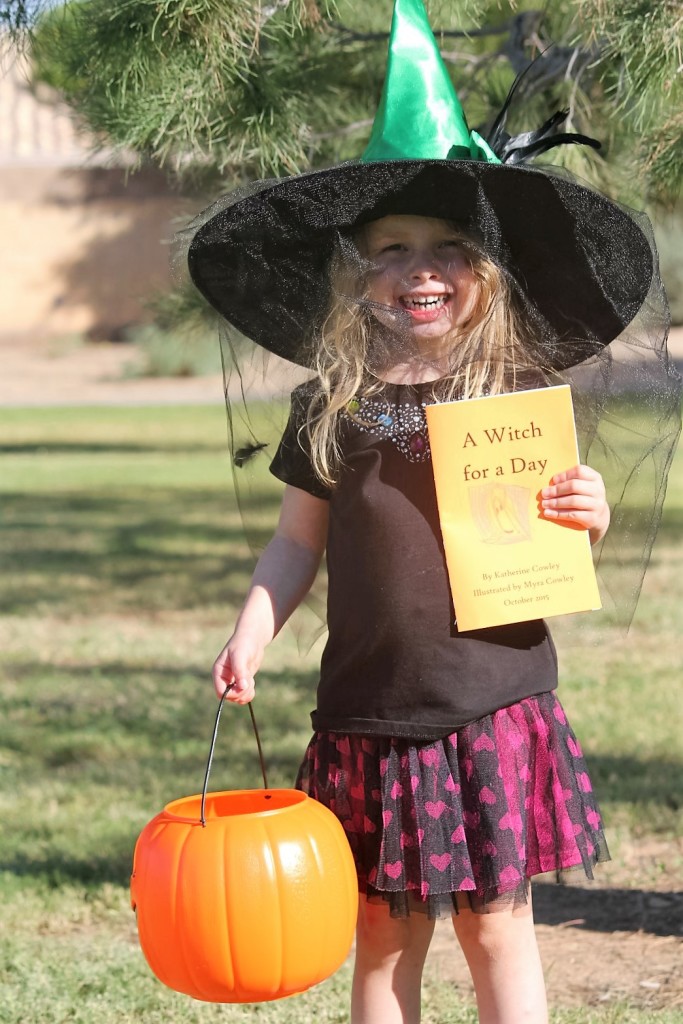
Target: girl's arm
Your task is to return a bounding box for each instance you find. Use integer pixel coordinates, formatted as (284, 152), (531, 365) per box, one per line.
(540, 465), (610, 546)
(213, 484), (329, 703)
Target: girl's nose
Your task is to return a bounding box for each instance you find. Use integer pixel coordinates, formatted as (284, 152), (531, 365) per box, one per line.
(402, 245), (440, 274)
(409, 259), (442, 280)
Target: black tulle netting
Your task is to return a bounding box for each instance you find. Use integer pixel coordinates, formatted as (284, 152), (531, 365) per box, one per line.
(175, 166), (681, 641)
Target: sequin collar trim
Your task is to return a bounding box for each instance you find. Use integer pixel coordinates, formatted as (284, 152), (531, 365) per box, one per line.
(345, 391), (431, 463)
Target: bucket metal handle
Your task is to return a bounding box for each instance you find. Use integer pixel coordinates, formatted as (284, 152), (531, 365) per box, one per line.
(200, 684), (269, 827)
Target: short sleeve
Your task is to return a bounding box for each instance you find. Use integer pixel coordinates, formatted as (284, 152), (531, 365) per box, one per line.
(269, 384), (332, 500)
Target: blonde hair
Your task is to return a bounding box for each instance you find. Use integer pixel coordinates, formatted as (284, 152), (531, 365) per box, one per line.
(304, 226), (544, 488)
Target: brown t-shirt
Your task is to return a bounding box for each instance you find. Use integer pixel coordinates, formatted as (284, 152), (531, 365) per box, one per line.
(270, 381), (558, 740)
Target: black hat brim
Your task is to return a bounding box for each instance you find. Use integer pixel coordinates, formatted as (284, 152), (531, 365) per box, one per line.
(188, 160), (653, 371)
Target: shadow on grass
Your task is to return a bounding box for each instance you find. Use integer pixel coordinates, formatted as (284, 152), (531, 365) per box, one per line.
(584, 754), (682, 814)
(649, 512), (683, 555)
(0, 849), (138, 890)
(0, 442), (225, 455)
(2, 490), (678, 621)
(595, 510), (683, 571)
(0, 665), (320, 889)
(4, 645), (681, 809)
(2, 662), (319, 791)
(532, 880), (683, 938)
(5, 660), (319, 705)
(0, 489), (283, 614)
(1, 856), (681, 943)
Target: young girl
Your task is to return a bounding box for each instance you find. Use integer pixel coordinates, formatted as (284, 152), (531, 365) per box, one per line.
(209, 212), (610, 1024)
(186, 3), (678, 1021)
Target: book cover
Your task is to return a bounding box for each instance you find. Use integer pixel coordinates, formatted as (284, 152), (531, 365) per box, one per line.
(425, 385), (601, 631)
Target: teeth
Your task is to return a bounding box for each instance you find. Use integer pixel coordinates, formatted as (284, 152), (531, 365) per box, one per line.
(402, 295), (448, 310)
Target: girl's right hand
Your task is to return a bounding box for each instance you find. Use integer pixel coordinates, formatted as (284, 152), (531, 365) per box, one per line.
(212, 635), (263, 704)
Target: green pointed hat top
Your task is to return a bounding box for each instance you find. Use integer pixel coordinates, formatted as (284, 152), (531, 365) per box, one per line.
(361, 0), (499, 164)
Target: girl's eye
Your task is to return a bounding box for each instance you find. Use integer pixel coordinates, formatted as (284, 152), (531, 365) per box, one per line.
(440, 240), (462, 250)
(379, 243), (406, 254)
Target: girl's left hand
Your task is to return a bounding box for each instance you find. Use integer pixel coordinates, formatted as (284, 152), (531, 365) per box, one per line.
(541, 465), (610, 544)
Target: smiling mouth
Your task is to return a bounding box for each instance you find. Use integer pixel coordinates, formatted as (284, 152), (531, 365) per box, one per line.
(400, 294), (451, 311)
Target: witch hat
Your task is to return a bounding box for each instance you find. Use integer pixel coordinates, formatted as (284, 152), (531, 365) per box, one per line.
(188, 0), (653, 370)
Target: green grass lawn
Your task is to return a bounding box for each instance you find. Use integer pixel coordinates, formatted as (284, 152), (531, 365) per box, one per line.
(1, 404), (681, 1023)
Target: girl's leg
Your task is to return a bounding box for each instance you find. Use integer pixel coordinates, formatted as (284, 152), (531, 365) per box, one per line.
(352, 896), (436, 1024)
(451, 887), (547, 1024)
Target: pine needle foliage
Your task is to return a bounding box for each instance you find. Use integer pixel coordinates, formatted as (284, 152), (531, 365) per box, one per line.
(1, 0), (678, 200)
(32, 0), (348, 183)
(18, 0), (680, 201)
(8, 0), (680, 345)
(0, 0), (31, 31)
(577, 0), (683, 203)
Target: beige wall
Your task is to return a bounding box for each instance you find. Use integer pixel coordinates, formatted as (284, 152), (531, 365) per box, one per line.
(0, 166), (181, 341)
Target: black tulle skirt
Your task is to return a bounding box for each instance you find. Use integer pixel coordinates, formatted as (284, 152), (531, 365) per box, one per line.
(296, 691), (609, 917)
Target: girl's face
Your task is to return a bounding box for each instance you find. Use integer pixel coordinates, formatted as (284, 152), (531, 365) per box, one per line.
(361, 215), (481, 341)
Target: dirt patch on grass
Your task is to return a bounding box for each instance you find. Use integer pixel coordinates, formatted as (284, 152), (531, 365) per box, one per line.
(428, 838), (683, 1011)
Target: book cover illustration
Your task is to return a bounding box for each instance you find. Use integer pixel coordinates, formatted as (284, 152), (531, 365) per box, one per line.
(425, 385), (602, 631)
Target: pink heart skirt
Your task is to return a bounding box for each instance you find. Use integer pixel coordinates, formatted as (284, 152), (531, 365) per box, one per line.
(296, 691), (609, 918)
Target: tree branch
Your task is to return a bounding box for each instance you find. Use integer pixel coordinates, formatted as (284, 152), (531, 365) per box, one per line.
(327, 10), (600, 98)
(310, 117), (373, 141)
(328, 19), (514, 45)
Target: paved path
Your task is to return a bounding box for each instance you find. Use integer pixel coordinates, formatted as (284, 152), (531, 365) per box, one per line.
(1, 328), (682, 407)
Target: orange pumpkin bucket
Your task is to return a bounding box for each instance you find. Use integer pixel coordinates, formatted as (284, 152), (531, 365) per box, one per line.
(130, 692), (358, 1003)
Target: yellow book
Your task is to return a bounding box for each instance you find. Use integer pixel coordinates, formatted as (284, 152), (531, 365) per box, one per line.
(425, 385), (601, 631)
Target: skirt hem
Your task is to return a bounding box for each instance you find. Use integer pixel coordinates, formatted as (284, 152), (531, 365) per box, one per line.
(359, 841), (611, 918)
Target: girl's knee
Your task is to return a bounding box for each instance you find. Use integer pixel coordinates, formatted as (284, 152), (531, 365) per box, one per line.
(356, 899), (435, 963)
(452, 903), (547, 1024)
(452, 903), (538, 961)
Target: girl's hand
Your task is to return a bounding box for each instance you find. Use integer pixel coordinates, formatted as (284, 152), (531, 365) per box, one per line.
(540, 465), (610, 544)
(212, 635), (263, 704)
